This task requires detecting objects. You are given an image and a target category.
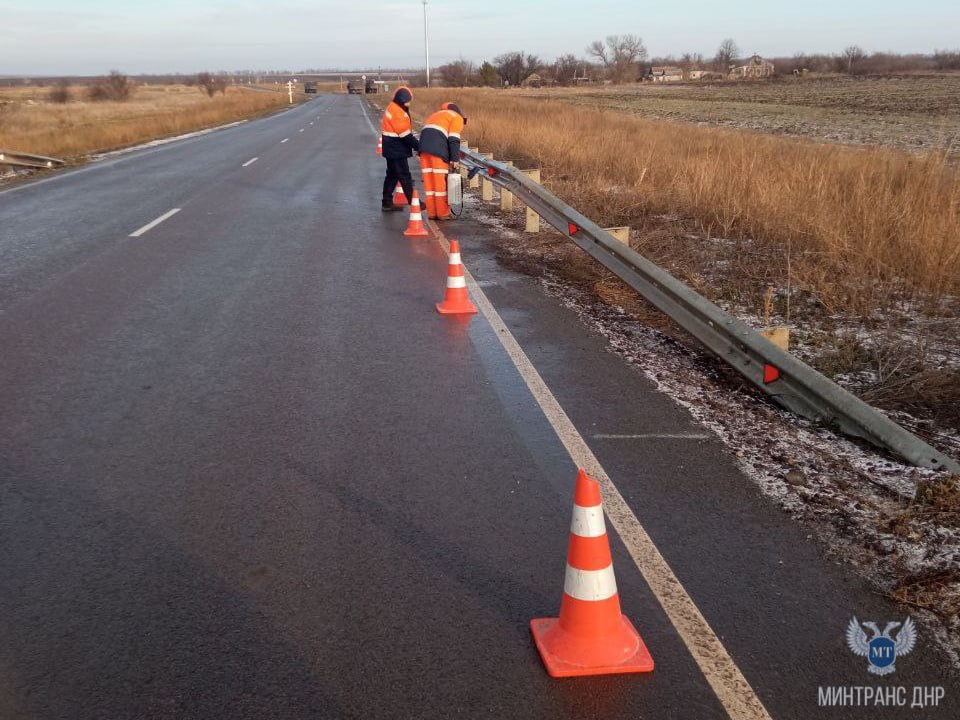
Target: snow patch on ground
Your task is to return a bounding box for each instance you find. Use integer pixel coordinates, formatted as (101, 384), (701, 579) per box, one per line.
(468, 200), (960, 664)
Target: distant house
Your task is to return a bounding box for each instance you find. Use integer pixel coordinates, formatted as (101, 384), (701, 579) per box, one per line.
(649, 66), (684, 82)
(689, 69), (724, 81)
(521, 73), (543, 88)
(730, 54), (775, 79)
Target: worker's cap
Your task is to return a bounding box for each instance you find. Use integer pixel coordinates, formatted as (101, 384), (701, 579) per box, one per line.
(442, 102), (467, 122)
(393, 86), (413, 104)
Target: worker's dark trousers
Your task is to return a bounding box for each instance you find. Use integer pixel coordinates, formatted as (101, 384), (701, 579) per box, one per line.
(382, 157), (414, 207)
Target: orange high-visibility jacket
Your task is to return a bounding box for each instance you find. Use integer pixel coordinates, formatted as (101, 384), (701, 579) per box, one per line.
(419, 103), (466, 163)
(381, 87), (419, 159)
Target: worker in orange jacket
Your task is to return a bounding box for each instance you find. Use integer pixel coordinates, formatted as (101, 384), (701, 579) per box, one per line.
(380, 86), (419, 211)
(418, 102), (466, 220)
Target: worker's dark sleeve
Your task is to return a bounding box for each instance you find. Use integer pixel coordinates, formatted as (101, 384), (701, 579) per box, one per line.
(404, 133), (420, 153)
(448, 136), (461, 162)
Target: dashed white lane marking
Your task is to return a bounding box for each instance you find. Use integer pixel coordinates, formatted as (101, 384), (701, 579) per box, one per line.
(299, 128), (305, 132)
(242, 157), (258, 167)
(429, 229), (770, 720)
(309, 122), (314, 126)
(129, 208), (181, 238)
(281, 138), (289, 143)
(594, 432), (713, 440)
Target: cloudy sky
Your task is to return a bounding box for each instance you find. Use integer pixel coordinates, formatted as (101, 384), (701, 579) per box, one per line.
(3, 0), (959, 75)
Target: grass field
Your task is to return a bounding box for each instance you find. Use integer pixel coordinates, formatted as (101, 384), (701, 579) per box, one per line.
(528, 74), (960, 155)
(407, 84), (960, 440)
(0, 83), (301, 159)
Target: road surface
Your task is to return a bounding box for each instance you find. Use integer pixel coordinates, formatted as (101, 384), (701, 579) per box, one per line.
(1, 94), (957, 719)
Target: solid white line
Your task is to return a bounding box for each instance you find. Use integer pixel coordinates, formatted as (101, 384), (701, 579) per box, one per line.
(281, 138), (289, 143)
(430, 227), (770, 720)
(128, 208), (181, 238)
(242, 157), (258, 167)
(358, 97), (377, 133)
(593, 433), (713, 440)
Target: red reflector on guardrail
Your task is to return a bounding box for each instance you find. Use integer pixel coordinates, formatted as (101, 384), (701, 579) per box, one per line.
(568, 222), (579, 235)
(763, 364), (780, 384)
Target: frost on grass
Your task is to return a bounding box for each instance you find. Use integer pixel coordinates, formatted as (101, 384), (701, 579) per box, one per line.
(471, 200), (960, 664)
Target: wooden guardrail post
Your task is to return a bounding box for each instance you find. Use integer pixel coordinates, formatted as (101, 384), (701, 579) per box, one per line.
(469, 150), (482, 189)
(500, 161), (514, 211)
(481, 153), (495, 201)
(604, 226), (631, 245)
(522, 169), (541, 233)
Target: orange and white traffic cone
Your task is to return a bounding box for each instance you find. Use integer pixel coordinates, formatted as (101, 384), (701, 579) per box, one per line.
(530, 469), (654, 678)
(435, 240), (477, 315)
(403, 190), (430, 239)
(376, 134), (383, 155)
(392, 182), (409, 206)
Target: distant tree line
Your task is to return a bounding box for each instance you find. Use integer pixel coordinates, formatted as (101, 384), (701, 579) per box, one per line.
(433, 38), (960, 87)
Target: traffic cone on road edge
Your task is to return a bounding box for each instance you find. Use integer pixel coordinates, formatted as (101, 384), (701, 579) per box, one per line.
(436, 240), (477, 315)
(403, 190), (430, 238)
(530, 469), (654, 677)
(392, 182), (409, 206)
(376, 134), (383, 155)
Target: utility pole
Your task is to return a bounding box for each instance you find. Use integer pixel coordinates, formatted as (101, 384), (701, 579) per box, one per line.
(422, 0), (430, 87)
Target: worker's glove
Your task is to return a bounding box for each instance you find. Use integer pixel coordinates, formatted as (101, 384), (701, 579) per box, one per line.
(449, 162), (459, 172)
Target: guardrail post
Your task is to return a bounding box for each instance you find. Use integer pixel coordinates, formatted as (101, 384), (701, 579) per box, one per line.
(604, 226), (631, 245)
(459, 143), (470, 179)
(469, 150), (482, 189)
(522, 169), (541, 233)
(481, 154), (495, 201)
(500, 161), (514, 211)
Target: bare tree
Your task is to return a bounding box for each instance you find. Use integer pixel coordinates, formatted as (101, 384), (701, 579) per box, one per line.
(197, 72), (229, 97)
(841, 45), (866, 74)
(586, 34), (647, 82)
(715, 39), (740, 72)
(549, 54), (583, 85)
(493, 51), (527, 86)
(438, 59), (476, 87)
(86, 70), (133, 101)
(48, 79), (71, 104)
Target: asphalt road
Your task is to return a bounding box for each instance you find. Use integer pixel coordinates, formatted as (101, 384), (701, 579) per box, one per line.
(1, 94), (957, 719)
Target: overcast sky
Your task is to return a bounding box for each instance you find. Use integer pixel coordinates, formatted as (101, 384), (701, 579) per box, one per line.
(3, 0), (959, 75)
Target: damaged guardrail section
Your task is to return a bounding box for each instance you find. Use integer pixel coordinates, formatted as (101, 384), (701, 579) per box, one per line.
(459, 146), (960, 475)
(0, 150), (65, 169)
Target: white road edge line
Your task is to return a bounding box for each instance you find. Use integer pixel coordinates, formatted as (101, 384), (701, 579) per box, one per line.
(430, 228), (771, 720)
(281, 138), (289, 143)
(242, 157), (258, 167)
(594, 433), (713, 440)
(358, 96), (377, 134)
(129, 208), (181, 238)
(358, 93), (769, 717)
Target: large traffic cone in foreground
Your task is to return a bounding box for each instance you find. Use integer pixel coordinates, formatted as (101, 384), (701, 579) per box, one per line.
(531, 470), (654, 678)
(436, 240), (477, 315)
(392, 182), (409, 206)
(376, 134), (383, 155)
(403, 190), (430, 238)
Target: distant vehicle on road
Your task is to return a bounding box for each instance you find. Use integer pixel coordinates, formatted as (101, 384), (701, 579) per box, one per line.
(347, 78), (377, 94)
(304, 82), (317, 94)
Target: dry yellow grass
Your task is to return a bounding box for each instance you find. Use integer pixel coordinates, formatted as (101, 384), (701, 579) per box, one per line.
(412, 88), (960, 313)
(0, 84), (296, 159)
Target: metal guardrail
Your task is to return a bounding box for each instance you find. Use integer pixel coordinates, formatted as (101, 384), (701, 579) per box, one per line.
(0, 150), (65, 169)
(459, 147), (960, 475)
